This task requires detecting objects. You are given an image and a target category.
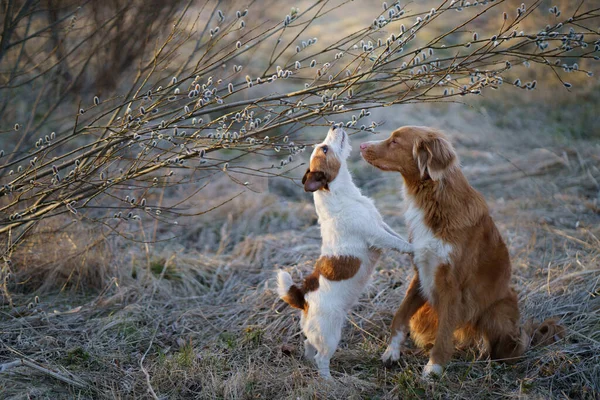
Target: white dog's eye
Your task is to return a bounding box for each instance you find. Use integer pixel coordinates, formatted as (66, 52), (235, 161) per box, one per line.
(322, 145), (328, 154)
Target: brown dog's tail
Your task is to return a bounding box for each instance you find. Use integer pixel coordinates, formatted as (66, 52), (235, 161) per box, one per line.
(277, 270), (307, 311)
(524, 318), (566, 347)
(487, 317), (565, 363)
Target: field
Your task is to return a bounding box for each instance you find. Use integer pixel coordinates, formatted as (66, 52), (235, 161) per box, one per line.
(2, 96), (599, 398)
(1, 1), (600, 399)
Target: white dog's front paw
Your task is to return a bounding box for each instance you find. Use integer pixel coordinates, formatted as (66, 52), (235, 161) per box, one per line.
(422, 361), (443, 379)
(393, 240), (413, 254)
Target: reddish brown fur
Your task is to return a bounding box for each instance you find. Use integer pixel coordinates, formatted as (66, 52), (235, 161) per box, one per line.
(362, 126), (563, 368)
(316, 255), (361, 280)
(525, 318), (566, 347)
(302, 144), (342, 192)
(281, 255), (361, 313)
(282, 285), (308, 311)
(282, 270), (319, 311)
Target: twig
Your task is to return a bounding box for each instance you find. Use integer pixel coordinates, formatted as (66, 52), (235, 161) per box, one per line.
(0, 358), (87, 389)
(140, 323), (160, 400)
(1, 0), (599, 258)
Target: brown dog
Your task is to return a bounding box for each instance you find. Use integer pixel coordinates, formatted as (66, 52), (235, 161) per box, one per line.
(360, 126), (563, 378)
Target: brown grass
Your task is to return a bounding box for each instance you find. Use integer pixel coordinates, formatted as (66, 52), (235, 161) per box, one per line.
(1, 100), (599, 399)
(1, 1), (599, 398)
(7, 217), (114, 296)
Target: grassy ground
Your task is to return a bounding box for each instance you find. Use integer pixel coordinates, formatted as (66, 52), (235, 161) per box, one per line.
(1, 99), (599, 399)
(2, 1), (600, 398)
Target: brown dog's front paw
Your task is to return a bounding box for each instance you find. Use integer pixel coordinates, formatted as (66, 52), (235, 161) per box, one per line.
(422, 361), (443, 379)
(382, 358), (398, 369)
(381, 345), (401, 368)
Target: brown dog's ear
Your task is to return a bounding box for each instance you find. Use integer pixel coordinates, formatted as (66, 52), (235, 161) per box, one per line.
(303, 171), (328, 192)
(413, 135), (456, 181)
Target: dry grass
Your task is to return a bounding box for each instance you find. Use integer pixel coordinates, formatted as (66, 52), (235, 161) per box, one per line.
(1, 1), (599, 398)
(1, 101), (599, 399)
(6, 218), (115, 296)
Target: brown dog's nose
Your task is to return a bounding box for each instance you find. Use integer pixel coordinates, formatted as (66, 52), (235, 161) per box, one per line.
(360, 143), (368, 150)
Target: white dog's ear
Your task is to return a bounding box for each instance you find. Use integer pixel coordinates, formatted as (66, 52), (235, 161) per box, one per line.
(302, 168), (328, 192)
(413, 135), (456, 181)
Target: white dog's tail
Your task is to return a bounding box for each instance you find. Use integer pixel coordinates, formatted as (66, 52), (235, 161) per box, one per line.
(277, 270), (307, 311)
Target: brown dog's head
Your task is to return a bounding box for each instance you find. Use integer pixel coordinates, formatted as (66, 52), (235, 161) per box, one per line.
(302, 126), (349, 192)
(359, 126), (457, 182)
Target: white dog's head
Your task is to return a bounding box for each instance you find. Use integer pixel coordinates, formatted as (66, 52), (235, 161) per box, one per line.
(302, 127), (351, 192)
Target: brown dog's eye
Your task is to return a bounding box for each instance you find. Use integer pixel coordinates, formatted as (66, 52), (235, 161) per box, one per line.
(322, 145), (328, 154)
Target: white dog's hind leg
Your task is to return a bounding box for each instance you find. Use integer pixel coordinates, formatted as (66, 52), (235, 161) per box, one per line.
(304, 339), (317, 361)
(315, 352), (333, 379)
(306, 314), (343, 379)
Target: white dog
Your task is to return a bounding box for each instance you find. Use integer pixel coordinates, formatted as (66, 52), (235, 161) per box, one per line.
(277, 127), (412, 379)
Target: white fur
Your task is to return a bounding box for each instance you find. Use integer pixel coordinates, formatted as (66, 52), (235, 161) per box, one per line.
(402, 185), (453, 303)
(402, 182), (453, 379)
(422, 360), (443, 378)
(304, 339), (317, 361)
(282, 127), (412, 379)
(277, 270), (294, 299)
(381, 331), (405, 363)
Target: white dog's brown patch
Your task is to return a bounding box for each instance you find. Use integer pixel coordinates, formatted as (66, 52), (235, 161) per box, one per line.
(280, 255), (362, 313)
(316, 255), (361, 281)
(302, 145), (342, 192)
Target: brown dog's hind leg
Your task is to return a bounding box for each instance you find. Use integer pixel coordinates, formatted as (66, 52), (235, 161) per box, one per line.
(423, 264), (459, 378)
(409, 302), (439, 350)
(477, 294), (526, 363)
